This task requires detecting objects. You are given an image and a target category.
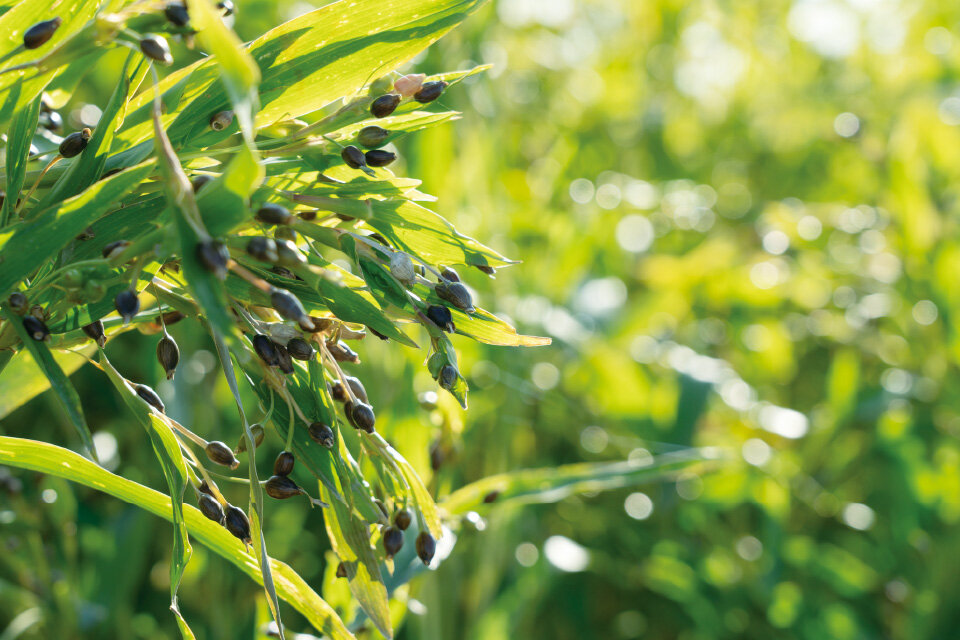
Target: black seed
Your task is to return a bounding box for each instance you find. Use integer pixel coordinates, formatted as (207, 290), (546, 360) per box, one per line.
(476, 264), (496, 276)
(164, 3), (190, 27)
(270, 288), (312, 330)
(483, 490), (500, 504)
(252, 334), (279, 367)
(414, 81), (447, 104)
(209, 110), (234, 131)
(59, 128), (91, 158)
(82, 320), (107, 347)
(140, 34), (173, 65)
(347, 401), (376, 433)
(197, 480), (214, 496)
(370, 94), (401, 118)
(383, 526), (404, 557)
(436, 282), (473, 311)
(308, 422), (335, 448)
(198, 493), (225, 525)
(39, 110), (63, 131)
(191, 174), (214, 193)
(264, 475), (303, 500)
(273, 451), (295, 476)
(286, 337), (315, 361)
(22, 316), (49, 342)
(415, 531), (436, 565)
(205, 441), (238, 469)
(135, 384), (165, 413)
(275, 342), (294, 374)
(236, 423), (265, 453)
(256, 203), (293, 226)
(364, 149), (396, 167)
(101, 239), (130, 259)
(161, 310), (185, 326)
(346, 376), (369, 403)
(8, 292), (28, 314)
(369, 327), (389, 341)
(326, 340), (360, 364)
(341, 145), (366, 169)
(24, 17), (62, 49)
(114, 289), (140, 323)
(156, 333), (179, 379)
(247, 236), (279, 263)
(217, 0), (234, 15)
(224, 504), (252, 543)
(357, 126), (390, 149)
(426, 305), (454, 332)
(196, 239), (230, 279)
(438, 364), (458, 390)
(336, 562), (347, 578)
(394, 509), (412, 530)
(275, 239), (306, 267)
(440, 267), (460, 282)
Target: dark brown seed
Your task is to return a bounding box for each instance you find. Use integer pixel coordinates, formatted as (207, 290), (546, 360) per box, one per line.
(286, 337), (315, 361)
(136, 384), (165, 413)
(336, 562), (347, 578)
(436, 282), (473, 311)
(270, 288), (312, 331)
(264, 475), (303, 500)
(256, 203), (293, 226)
(235, 423), (265, 454)
(374, 499), (390, 520)
(115, 289), (140, 323)
(394, 509), (412, 530)
(438, 364), (457, 390)
(24, 17), (62, 49)
(217, 0), (234, 15)
(101, 239), (129, 259)
(415, 531), (436, 565)
(357, 126), (390, 149)
(22, 316), (49, 342)
(196, 239), (230, 279)
(224, 504), (252, 543)
(82, 320), (107, 347)
(140, 34), (173, 66)
(206, 441), (239, 469)
(161, 310), (185, 326)
(198, 493), (225, 525)
(275, 343), (294, 374)
(59, 128), (91, 158)
(476, 265), (496, 276)
(156, 333), (179, 379)
(341, 145), (366, 169)
(299, 210), (318, 221)
(274, 451), (295, 476)
(326, 340), (360, 364)
(247, 236), (279, 263)
(197, 480), (215, 496)
(364, 149), (396, 167)
(210, 110), (234, 131)
(347, 401), (376, 433)
(39, 110), (63, 131)
(252, 334), (279, 367)
(371, 94), (401, 118)
(426, 305), (454, 332)
(414, 81), (447, 104)
(191, 174), (214, 192)
(308, 422), (335, 448)
(275, 239), (306, 267)
(330, 376), (368, 403)
(429, 440), (444, 470)
(482, 490), (500, 504)
(383, 526), (404, 557)
(164, 3), (190, 27)
(8, 292), (28, 314)
(440, 267), (460, 282)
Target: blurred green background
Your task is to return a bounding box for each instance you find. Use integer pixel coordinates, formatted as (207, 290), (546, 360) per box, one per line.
(5, 0), (960, 638)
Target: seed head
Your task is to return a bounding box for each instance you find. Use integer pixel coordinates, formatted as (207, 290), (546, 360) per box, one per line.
(252, 334), (280, 367)
(224, 504), (252, 544)
(415, 531), (436, 565)
(364, 150), (396, 167)
(308, 422), (335, 448)
(198, 493), (225, 525)
(341, 145), (366, 169)
(114, 289), (140, 324)
(140, 34), (173, 66)
(196, 240), (230, 279)
(191, 174), (213, 192)
(273, 451), (295, 476)
(440, 267), (460, 282)
(389, 252), (416, 284)
(162, 310), (186, 326)
(436, 282), (474, 312)
(209, 110), (234, 131)
(264, 475), (303, 500)
(383, 526), (404, 557)
(426, 305), (455, 333)
(270, 288), (313, 331)
(347, 401), (376, 433)
(59, 128), (91, 158)
(477, 264), (496, 276)
(164, 3), (190, 27)
(247, 236), (279, 263)
(256, 203), (293, 226)
(235, 423), (265, 453)
(24, 17), (62, 49)
(357, 125), (390, 149)
(326, 340), (360, 364)
(205, 441), (239, 469)
(135, 384), (165, 413)
(394, 509), (412, 530)
(82, 320), (107, 347)
(438, 364), (458, 390)
(22, 316), (49, 342)
(156, 333), (180, 379)
(331, 375), (368, 404)
(370, 94), (401, 118)
(275, 342), (294, 374)
(275, 239), (306, 267)
(286, 337), (315, 361)
(414, 81), (447, 104)
(8, 292), (28, 314)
